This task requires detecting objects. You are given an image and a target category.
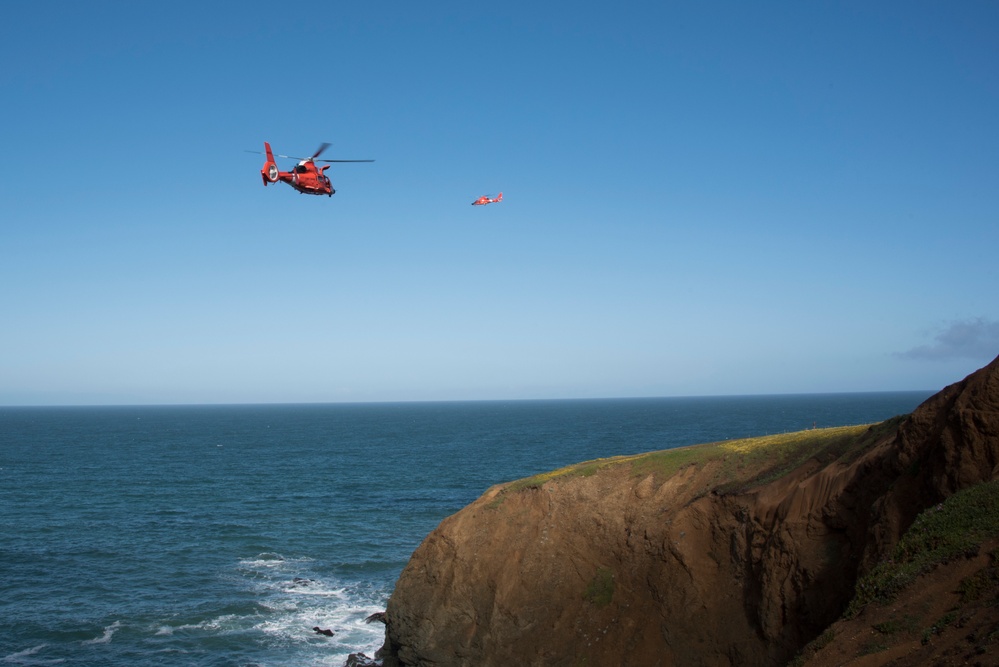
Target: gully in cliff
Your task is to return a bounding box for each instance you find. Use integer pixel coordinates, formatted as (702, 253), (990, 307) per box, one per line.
(374, 355), (999, 667)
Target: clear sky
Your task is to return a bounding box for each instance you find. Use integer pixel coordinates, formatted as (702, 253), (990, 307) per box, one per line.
(2, 2), (997, 406)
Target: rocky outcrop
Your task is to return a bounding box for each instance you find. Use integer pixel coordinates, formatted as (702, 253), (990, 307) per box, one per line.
(377, 355), (999, 667)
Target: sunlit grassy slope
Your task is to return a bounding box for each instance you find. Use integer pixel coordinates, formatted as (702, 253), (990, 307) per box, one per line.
(503, 415), (905, 496)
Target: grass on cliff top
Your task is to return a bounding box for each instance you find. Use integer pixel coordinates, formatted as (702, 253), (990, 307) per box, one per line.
(844, 480), (999, 618)
(502, 416), (902, 497)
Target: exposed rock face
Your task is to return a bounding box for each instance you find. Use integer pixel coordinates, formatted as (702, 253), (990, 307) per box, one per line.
(379, 356), (999, 667)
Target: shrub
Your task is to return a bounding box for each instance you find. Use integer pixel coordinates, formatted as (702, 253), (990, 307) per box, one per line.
(584, 567), (614, 607)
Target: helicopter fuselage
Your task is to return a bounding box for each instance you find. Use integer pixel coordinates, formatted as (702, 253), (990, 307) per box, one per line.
(257, 142), (372, 198)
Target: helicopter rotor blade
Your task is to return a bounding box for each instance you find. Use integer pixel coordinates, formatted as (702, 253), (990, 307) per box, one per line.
(245, 144), (372, 162)
(312, 142), (331, 159)
(244, 149), (306, 160)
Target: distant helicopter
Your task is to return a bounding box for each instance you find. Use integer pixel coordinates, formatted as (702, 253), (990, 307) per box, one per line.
(250, 142), (373, 197)
(471, 192), (503, 206)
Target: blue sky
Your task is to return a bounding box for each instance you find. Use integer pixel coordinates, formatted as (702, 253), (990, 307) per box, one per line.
(2, 2), (997, 405)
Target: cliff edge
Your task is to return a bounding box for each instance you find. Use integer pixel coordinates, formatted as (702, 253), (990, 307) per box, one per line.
(377, 356), (999, 666)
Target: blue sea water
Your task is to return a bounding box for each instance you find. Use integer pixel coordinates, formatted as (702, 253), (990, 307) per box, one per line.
(0, 393), (932, 666)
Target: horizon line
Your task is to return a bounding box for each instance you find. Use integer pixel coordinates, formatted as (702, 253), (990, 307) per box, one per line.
(0, 388), (937, 410)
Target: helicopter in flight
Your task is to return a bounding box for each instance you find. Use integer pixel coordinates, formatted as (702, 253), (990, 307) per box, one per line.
(251, 142), (373, 196)
(471, 192), (503, 206)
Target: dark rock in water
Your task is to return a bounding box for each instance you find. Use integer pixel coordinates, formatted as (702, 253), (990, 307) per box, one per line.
(344, 652), (380, 666)
(364, 611), (387, 624)
(312, 626), (335, 637)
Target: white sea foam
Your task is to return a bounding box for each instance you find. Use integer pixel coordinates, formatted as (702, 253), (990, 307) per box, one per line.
(81, 620), (121, 645)
(237, 553), (317, 571)
(280, 578), (349, 597)
(2, 645), (64, 665)
(228, 553), (389, 664)
(3, 645), (45, 661)
(260, 599), (300, 612)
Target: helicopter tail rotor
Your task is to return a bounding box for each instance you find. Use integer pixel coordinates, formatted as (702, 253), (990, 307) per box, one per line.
(260, 142), (280, 186)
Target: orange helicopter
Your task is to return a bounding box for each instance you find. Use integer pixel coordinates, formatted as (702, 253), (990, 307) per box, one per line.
(471, 192), (503, 206)
(251, 142), (373, 196)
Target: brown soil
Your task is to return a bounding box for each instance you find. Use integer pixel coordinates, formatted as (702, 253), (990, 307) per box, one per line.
(378, 355), (999, 667)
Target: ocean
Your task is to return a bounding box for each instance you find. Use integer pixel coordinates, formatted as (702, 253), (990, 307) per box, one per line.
(0, 392), (932, 666)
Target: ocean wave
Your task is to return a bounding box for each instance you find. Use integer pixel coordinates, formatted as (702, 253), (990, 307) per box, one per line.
(81, 621), (121, 645)
(1, 645), (64, 665)
(237, 553), (317, 571)
(230, 557), (388, 662)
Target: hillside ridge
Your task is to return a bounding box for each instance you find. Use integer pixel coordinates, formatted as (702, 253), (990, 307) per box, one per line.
(372, 355), (999, 666)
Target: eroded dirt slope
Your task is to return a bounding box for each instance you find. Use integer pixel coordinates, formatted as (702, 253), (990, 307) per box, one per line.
(380, 355), (999, 667)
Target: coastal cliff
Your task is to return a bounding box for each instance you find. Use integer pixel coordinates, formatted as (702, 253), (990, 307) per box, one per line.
(375, 356), (999, 666)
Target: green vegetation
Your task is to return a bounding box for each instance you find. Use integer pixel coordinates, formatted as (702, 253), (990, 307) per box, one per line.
(845, 480), (999, 618)
(920, 610), (959, 645)
(503, 460), (609, 493)
(502, 421), (885, 498)
(958, 549), (999, 603)
(583, 567), (615, 607)
(860, 640), (891, 655)
(872, 614), (919, 635)
(637, 417), (900, 490)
